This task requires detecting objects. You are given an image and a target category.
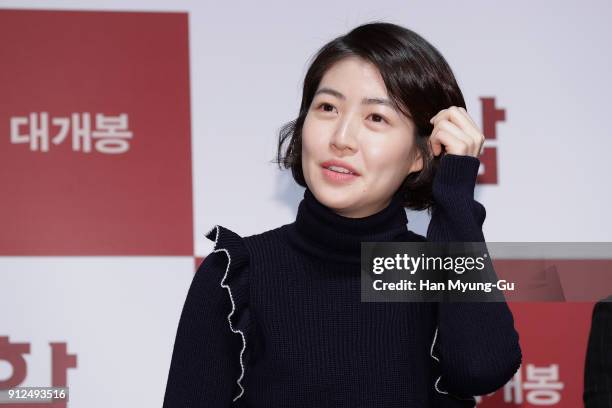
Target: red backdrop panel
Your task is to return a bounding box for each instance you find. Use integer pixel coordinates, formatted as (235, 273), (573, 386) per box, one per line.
(479, 302), (594, 407)
(0, 9), (192, 255)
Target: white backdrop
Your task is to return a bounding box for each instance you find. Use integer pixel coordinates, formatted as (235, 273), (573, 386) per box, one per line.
(1, 1), (611, 407)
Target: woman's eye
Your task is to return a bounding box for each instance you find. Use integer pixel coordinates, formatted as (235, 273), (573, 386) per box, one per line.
(317, 102), (336, 113)
(316, 103), (388, 124)
(369, 113), (388, 124)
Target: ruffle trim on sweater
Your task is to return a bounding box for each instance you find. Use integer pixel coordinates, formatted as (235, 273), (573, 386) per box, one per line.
(430, 326), (477, 404)
(205, 224), (252, 402)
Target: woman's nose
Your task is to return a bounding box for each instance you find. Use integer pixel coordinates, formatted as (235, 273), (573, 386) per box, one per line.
(330, 114), (359, 152)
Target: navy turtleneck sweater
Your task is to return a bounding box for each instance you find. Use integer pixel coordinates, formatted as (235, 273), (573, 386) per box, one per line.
(162, 154), (522, 408)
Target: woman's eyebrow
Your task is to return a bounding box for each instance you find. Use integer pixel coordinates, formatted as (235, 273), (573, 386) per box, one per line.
(314, 87), (394, 108)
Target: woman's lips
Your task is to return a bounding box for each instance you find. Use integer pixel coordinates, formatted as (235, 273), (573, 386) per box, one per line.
(321, 167), (360, 183)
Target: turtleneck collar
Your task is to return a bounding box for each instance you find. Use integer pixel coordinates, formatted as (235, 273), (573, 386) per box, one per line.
(285, 187), (411, 264)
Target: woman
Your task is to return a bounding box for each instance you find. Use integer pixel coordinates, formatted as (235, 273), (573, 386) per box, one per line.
(163, 22), (522, 407)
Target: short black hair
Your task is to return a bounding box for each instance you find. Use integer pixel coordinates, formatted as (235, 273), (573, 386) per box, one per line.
(274, 21), (466, 211)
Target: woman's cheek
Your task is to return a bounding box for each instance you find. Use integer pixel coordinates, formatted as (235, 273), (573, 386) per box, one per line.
(303, 119), (327, 147)
(363, 144), (409, 181)
(361, 143), (387, 170)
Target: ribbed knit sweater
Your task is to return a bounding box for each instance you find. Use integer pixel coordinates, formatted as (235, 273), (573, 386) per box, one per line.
(162, 154), (522, 407)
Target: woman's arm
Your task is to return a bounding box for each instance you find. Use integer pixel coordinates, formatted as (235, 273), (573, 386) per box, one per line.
(162, 252), (242, 407)
(427, 153), (522, 397)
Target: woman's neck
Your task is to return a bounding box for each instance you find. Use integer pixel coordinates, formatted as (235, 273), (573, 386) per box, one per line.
(284, 187), (411, 264)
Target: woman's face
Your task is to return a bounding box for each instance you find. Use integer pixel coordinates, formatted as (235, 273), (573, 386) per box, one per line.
(301, 56), (423, 218)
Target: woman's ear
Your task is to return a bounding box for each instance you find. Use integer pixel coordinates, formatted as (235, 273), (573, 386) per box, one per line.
(406, 149), (424, 175)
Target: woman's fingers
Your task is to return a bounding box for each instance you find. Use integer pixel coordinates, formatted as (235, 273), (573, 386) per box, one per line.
(429, 126), (469, 157)
(429, 106), (485, 158)
(436, 119), (472, 148)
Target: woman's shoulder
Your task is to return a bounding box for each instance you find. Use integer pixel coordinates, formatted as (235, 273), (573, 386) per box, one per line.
(200, 223), (289, 306)
(205, 223), (288, 259)
(201, 225), (251, 308)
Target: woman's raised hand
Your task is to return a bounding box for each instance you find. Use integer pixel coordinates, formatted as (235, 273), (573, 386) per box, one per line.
(429, 106), (485, 158)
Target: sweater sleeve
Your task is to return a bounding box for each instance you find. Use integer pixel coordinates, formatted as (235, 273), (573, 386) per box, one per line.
(426, 154), (522, 398)
(162, 251), (243, 407)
